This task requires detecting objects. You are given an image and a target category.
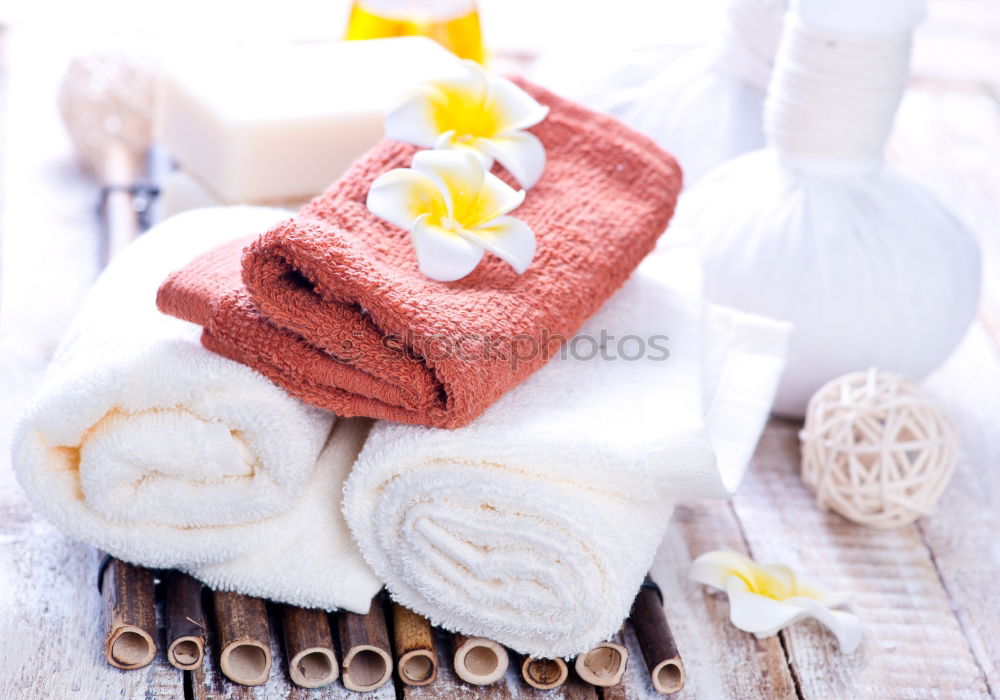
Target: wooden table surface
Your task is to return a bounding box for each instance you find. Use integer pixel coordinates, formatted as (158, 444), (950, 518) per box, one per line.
(2, 4), (999, 698)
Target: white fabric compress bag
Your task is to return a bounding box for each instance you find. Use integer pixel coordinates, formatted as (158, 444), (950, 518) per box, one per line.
(674, 0), (981, 416)
(536, 0), (787, 185)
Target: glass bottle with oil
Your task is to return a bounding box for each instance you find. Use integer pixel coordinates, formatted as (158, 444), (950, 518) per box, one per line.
(345, 0), (485, 64)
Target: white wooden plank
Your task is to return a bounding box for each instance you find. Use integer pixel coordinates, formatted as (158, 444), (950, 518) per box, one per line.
(733, 420), (990, 699)
(649, 503), (797, 700)
(890, 73), (1000, 695)
(0, 25), (177, 700)
(0, 540), (185, 698)
(921, 324), (1000, 694)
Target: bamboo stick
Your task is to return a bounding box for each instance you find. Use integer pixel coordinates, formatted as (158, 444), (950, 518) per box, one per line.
(99, 557), (157, 670)
(337, 593), (393, 692)
(601, 680), (629, 700)
(212, 591), (272, 686)
(164, 572), (206, 670)
(630, 574), (685, 695)
(574, 628), (628, 687)
(390, 602), (438, 686)
(281, 605), (338, 688)
(521, 655), (568, 690)
(452, 633), (509, 686)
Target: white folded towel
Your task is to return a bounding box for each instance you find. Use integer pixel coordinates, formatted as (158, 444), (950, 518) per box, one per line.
(12, 207), (381, 613)
(343, 248), (790, 657)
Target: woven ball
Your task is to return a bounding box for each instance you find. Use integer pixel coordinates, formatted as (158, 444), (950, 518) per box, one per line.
(799, 368), (958, 529)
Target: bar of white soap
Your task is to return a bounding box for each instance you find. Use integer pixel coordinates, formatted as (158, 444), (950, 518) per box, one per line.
(157, 38), (460, 203)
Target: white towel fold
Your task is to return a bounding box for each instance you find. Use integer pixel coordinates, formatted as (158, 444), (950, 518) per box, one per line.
(343, 248), (790, 658)
(190, 417), (381, 610)
(12, 207), (381, 613)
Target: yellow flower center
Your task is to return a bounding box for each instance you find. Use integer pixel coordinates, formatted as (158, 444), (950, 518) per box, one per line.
(422, 213), (465, 238)
(439, 216), (461, 233)
(744, 570), (791, 599)
(431, 84), (501, 139)
(735, 566), (823, 601)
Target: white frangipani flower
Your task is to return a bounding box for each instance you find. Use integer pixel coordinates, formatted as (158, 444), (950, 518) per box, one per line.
(367, 149), (536, 282)
(385, 60), (549, 189)
(689, 550), (862, 653)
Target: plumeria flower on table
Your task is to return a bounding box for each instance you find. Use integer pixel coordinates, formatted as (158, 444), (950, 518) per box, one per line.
(386, 59), (550, 189)
(367, 149), (536, 282)
(689, 550), (862, 653)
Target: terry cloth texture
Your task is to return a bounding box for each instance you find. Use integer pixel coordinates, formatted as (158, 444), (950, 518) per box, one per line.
(157, 78), (682, 428)
(12, 208), (381, 613)
(341, 247), (791, 658)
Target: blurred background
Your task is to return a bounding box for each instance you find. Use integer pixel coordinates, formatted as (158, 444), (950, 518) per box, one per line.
(0, 0), (998, 376)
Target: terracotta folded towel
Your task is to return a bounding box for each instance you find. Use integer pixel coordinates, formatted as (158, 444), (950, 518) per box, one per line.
(158, 79), (681, 428)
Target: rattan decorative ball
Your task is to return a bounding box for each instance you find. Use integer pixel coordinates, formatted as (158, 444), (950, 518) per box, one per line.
(799, 368), (958, 529)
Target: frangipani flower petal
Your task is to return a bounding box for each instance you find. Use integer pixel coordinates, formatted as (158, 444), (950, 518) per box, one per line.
(463, 215), (536, 274)
(411, 149), (484, 217)
(816, 590), (855, 609)
(384, 60), (548, 189)
(690, 550), (758, 590)
(726, 579), (805, 636)
(486, 74), (551, 133)
(690, 550), (862, 653)
(387, 63), (491, 146)
(367, 168), (448, 231)
(367, 149), (535, 281)
(460, 172), (525, 229)
(435, 130), (494, 171)
(755, 563), (798, 600)
(430, 60), (490, 110)
(479, 130), (547, 189)
(385, 84), (446, 148)
(726, 582), (862, 653)
(410, 213), (484, 282)
(412, 150), (525, 230)
(784, 598), (863, 653)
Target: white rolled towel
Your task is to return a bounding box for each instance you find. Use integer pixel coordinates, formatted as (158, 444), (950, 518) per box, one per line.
(12, 207), (381, 613)
(343, 248), (791, 657)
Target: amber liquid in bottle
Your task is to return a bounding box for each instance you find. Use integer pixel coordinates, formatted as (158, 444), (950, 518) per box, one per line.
(345, 0), (485, 64)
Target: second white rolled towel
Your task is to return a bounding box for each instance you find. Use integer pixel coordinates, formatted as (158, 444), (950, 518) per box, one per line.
(344, 250), (791, 657)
